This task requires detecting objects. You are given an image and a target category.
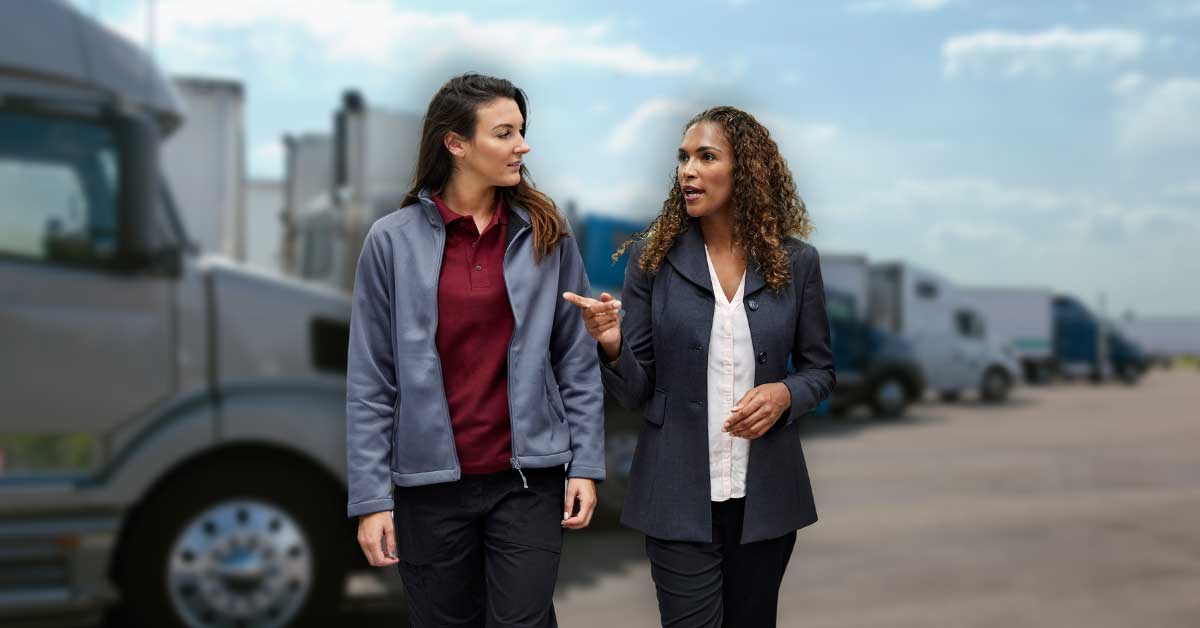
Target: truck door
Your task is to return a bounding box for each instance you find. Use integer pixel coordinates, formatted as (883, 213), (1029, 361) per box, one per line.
(0, 109), (173, 474)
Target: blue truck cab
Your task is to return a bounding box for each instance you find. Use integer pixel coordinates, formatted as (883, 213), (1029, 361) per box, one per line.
(826, 289), (925, 418)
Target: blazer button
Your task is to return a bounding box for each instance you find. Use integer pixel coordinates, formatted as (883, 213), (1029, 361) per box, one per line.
(747, 298), (759, 311)
(757, 351), (767, 364)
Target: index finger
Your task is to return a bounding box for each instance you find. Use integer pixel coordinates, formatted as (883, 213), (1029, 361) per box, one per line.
(562, 291), (597, 309)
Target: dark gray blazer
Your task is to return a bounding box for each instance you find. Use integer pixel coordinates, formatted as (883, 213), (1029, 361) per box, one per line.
(600, 219), (835, 543)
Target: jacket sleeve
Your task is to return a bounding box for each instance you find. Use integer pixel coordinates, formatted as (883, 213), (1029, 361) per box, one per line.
(780, 243), (836, 425)
(598, 240), (656, 411)
(550, 233), (606, 481)
(345, 225), (398, 518)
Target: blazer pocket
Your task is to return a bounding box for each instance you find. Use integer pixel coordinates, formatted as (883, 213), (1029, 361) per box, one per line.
(644, 388), (667, 426)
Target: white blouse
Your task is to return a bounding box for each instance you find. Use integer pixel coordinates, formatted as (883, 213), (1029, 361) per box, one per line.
(703, 245), (754, 502)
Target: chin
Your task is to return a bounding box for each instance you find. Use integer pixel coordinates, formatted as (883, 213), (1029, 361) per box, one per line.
(685, 203), (711, 218)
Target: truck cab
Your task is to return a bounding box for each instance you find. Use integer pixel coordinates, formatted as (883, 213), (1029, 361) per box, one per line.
(869, 262), (1021, 403)
(826, 289), (925, 418)
(1, 3), (359, 626)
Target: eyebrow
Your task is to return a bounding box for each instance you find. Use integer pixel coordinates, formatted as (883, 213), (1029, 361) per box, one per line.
(678, 145), (724, 153)
(493, 123), (521, 131)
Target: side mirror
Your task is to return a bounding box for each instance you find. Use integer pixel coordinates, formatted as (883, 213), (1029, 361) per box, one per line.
(113, 111), (162, 272)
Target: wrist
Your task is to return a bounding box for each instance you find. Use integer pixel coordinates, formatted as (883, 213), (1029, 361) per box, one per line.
(600, 339), (620, 362)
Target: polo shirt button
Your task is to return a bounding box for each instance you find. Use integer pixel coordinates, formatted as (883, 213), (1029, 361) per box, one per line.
(475, 265), (483, 271)
(757, 351), (767, 364)
(747, 299), (759, 311)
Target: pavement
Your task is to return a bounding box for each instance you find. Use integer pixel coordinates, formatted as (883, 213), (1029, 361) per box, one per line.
(192, 369), (1200, 627)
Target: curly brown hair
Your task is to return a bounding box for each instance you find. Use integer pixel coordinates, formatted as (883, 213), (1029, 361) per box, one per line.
(614, 106), (813, 292)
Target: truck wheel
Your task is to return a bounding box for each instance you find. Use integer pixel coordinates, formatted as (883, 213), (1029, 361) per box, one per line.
(113, 459), (347, 628)
(870, 377), (907, 419)
(980, 368), (1011, 403)
(1118, 364), (1141, 384)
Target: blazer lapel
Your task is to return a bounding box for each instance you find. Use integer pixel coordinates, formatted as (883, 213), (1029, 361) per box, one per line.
(743, 258), (766, 297)
(666, 219), (769, 297)
(665, 220), (713, 295)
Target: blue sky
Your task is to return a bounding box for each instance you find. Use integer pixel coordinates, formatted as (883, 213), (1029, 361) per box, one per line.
(75, 0), (1200, 317)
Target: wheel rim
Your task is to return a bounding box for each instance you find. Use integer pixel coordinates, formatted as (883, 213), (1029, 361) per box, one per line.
(877, 380), (905, 411)
(167, 499), (313, 628)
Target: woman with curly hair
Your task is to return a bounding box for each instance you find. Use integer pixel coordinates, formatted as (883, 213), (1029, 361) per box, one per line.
(564, 106), (835, 627)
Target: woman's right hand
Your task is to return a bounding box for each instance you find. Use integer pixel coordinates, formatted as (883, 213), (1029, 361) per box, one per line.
(357, 511), (398, 567)
(562, 291), (622, 362)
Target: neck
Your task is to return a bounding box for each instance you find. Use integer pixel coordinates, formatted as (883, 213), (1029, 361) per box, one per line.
(699, 208), (738, 254)
(441, 173), (496, 217)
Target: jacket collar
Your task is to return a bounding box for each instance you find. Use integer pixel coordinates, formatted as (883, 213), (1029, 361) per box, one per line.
(665, 218), (766, 297)
(417, 187), (531, 230)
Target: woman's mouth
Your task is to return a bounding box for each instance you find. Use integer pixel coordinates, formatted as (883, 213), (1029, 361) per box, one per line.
(682, 185), (704, 203)
(507, 161), (522, 169)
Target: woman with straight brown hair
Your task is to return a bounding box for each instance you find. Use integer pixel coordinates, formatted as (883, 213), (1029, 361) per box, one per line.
(346, 72), (605, 627)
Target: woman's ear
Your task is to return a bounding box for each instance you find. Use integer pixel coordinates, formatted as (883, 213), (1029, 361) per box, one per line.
(444, 131), (468, 158)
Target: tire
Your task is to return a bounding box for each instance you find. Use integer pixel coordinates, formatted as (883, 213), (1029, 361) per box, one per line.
(869, 376), (908, 419)
(939, 391), (961, 403)
(113, 458), (348, 628)
(980, 368), (1011, 403)
(1118, 364), (1141, 384)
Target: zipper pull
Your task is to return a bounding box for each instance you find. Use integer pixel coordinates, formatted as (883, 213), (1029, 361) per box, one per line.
(510, 457), (528, 489)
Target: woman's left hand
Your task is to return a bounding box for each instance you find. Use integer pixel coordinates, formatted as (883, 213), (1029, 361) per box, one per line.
(723, 383), (792, 439)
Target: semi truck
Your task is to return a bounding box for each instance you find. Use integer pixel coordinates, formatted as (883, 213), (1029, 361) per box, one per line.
(868, 262), (1022, 402)
(961, 286), (1055, 384)
(1, 3), (370, 626)
(825, 289), (925, 418)
(1054, 294), (1148, 383)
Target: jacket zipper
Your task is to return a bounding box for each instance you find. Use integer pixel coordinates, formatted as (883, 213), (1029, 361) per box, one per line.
(504, 218), (532, 489)
(429, 216), (461, 479)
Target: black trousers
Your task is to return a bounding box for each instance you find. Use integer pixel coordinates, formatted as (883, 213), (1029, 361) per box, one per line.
(645, 498), (797, 628)
(392, 467), (565, 628)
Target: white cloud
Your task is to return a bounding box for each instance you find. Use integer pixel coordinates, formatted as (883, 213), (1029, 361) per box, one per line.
(1117, 77), (1200, 149)
(1164, 181), (1200, 198)
(1111, 72), (1145, 95)
(942, 27), (1144, 78)
(544, 175), (665, 216)
(849, 0), (957, 13)
(606, 98), (697, 153)
(111, 0), (700, 77)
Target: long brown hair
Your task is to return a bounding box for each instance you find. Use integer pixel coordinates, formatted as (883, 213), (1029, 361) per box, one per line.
(402, 73), (566, 261)
(615, 106), (814, 291)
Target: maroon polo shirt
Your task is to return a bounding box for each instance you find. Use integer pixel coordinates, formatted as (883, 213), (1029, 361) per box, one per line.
(433, 193), (515, 474)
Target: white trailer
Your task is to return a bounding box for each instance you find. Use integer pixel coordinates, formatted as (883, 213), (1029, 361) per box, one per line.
(962, 285), (1055, 383)
(292, 90), (422, 292)
(820, 252), (870, 321)
(245, 178), (284, 273)
(161, 75), (246, 260)
(281, 133), (333, 276)
(868, 262), (1022, 402)
(1116, 316), (1200, 361)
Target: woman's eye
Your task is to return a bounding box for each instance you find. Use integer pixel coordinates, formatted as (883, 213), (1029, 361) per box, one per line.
(499, 132), (511, 139)
(703, 153), (715, 161)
